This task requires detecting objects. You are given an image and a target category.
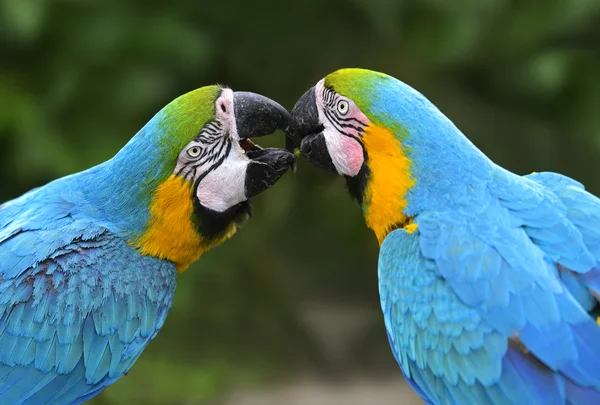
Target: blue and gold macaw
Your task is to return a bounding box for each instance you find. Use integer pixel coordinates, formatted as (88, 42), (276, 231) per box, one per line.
(289, 68), (600, 404)
(0, 86), (294, 404)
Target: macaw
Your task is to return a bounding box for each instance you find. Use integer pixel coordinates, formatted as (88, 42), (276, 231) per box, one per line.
(289, 68), (600, 404)
(0, 86), (294, 404)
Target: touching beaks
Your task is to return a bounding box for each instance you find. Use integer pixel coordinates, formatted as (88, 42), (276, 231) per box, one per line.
(231, 91), (296, 198)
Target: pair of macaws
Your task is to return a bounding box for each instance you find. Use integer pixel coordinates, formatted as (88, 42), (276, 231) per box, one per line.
(1, 68), (599, 405)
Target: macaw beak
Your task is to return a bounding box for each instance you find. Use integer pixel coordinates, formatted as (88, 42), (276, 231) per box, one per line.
(234, 92), (291, 140)
(232, 92), (296, 198)
(289, 86), (337, 172)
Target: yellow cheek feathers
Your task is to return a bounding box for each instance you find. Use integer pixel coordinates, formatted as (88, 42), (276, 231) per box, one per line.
(361, 123), (415, 245)
(133, 175), (238, 273)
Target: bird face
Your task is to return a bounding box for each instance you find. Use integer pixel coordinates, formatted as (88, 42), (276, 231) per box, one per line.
(174, 89), (294, 215)
(288, 69), (418, 243)
(290, 79), (370, 178)
(133, 87), (295, 270)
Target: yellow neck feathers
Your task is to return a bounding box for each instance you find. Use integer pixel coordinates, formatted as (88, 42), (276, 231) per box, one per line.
(361, 124), (415, 245)
(134, 175), (237, 272)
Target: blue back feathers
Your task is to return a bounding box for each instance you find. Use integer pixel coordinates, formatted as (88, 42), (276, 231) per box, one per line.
(0, 107), (189, 403)
(0, 85), (220, 404)
(0, 174), (177, 404)
(336, 70), (600, 404)
(379, 141), (600, 404)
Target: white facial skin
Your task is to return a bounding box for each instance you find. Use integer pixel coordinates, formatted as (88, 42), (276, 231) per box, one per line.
(314, 79), (370, 177)
(174, 89), (251, 212)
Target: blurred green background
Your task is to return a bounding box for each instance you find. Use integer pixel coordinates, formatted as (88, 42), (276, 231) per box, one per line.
(1, 0), (600, 404)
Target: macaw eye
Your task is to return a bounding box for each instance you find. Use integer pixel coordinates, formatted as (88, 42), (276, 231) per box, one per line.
(187, 146), (201, 158)
(337, 100), (349, 116)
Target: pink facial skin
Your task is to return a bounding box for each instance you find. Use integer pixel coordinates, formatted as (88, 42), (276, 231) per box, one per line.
(315, 79), (370, 177)
(325, 134), (364, 176)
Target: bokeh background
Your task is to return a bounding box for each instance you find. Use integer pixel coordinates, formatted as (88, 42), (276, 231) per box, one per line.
(1, 0), (600, 404)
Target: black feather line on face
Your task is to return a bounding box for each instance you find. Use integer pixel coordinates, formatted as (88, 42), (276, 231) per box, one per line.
(189, 140), (246, 240)
(177, 120), (231, 181)
(193, 140), (232, 185)
(175, 116), (250, 240)
(320, 88), (370, 204)
(321, 87), (368, 140)
(324, 109), (367, 137)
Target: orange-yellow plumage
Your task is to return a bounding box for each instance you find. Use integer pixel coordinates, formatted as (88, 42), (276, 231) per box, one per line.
(134, 175), (237, 272)
(362, 124), (415, 245)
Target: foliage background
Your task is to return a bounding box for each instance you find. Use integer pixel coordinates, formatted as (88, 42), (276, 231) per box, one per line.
(1, 0), (599, 404)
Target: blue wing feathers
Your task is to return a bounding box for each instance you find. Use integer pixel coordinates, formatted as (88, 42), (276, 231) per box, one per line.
(56, 332), (83, 374)
(0, 366), (30, 398)
(566, 379), (600, 405)
(500, 346), (565, 405)
(380, 169), (600, 404)
(82, 317), (109, 384)
(0, 185), (177, 404)
(398, 365), (436, 405)
(90, 343), (112, 385)
(35, 333), (57, 373)
(107, 335), (125, 378)
(526, 173), (600, 313)
(560, 270), (597, 312)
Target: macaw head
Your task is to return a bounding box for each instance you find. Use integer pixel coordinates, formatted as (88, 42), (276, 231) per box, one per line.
(155, 86), (294, 214)
(110, 85), (294, 270)
(289, 68), (489, 244)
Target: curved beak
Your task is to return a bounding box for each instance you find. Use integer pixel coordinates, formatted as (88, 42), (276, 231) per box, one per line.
(234, 92), (291, 140)
(232, 91), (296, 198)
(289, 86), (336, 172)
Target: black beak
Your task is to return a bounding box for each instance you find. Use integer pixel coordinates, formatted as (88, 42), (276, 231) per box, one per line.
(245, 148), (295, 198)
(234, 92), (291, 140)
(232, 91), (296, 198)
(290, 86), (336, 172)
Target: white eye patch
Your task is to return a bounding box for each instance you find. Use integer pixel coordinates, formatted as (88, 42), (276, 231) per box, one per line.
(196, 151), (249, 212)
(314, 80), (368, 177)
(173, 88), (252, 212)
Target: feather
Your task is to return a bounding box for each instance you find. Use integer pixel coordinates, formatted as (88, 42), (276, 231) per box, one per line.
(0, 210), (176, 402)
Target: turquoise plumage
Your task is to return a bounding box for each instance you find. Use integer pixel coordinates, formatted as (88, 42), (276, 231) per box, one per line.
(0, 85), (294, 404)
(380, 171), (600, 404)
(290, 68), (600, 404)
(0, 158), (176, 404)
